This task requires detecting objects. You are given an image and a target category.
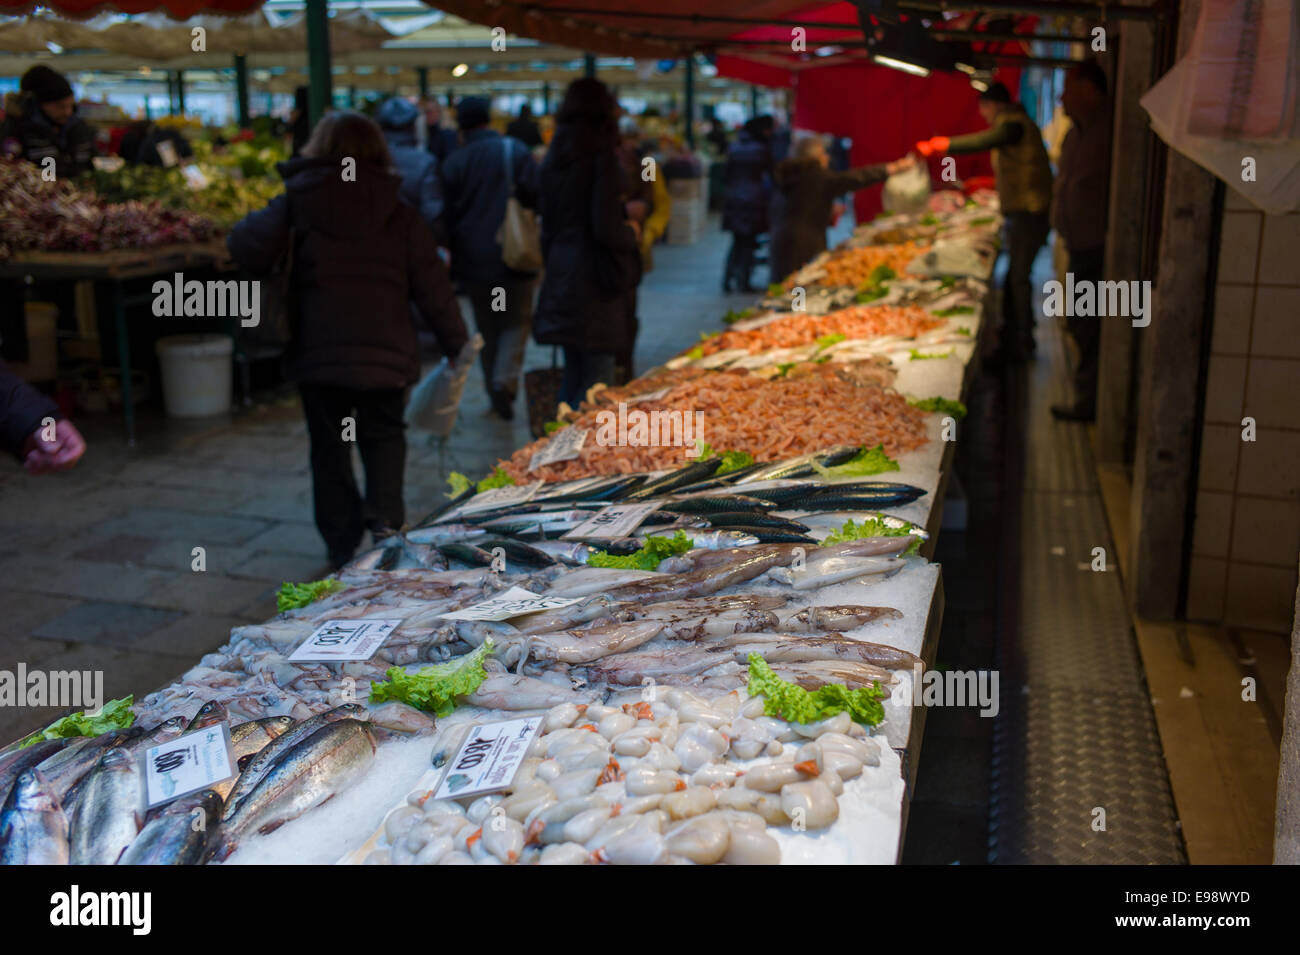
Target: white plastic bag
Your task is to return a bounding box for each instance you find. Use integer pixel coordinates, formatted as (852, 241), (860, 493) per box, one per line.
(405, 334), (483, 438)
(882, 164), (931, 216)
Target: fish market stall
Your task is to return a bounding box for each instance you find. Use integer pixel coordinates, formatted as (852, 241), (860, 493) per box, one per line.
(0, 198), (998, 866)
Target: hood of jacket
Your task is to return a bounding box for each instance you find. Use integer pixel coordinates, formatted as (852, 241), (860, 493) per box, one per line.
(774, 157), (820, 189)
(276, 155), (403, 238)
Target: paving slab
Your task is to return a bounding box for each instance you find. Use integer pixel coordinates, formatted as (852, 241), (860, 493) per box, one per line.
(32, 600), (185, 649)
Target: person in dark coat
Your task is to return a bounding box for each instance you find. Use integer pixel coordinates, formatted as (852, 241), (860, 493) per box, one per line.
(0, 65), (96, 177)
(119, 120), (194, 166)
(422, 98), (459, 165)
(768, 136), (914, 283)
(506, 103), (543, 149)
(534, 78), (641, 409)
(721, 115), (773, 293)
(227, 111), (468, 568)
(439, 96), (540, 419)
(289, 86), (311, 158)
(376, 96), (445, 242)
(0, 361), (86, 474)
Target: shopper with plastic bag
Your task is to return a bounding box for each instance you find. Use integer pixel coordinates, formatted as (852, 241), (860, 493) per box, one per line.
(769, 135), (914, 282)
(916, 82), (1054, 364)
(227, 111), (468, 570)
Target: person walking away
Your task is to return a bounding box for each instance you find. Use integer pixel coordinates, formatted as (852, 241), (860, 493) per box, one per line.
(507, 104), (544, 149)
(769, 136), (913, 283)
(722, 116), (773, 293)
(916, 82), (1054, 364)
(227, 111), (468, 569)
(534, 78), (642, 409)
(422, 98), (459, 165)
(440, 97), (540, 420)
(1050, 60), (1112, 422)
(1, 361), (86, 475)
(614, 117), (656, 384)
(376, 96), (446, 243)
(289, 86), (311, 157)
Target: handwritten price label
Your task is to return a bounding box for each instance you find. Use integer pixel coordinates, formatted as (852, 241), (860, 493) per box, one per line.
(144, 725), (235, 808)
(529, 427), (589, 472)
(434, 716), (543, 800)
(438, 587), (582, 622)
(288, 618), (399, 663)
(561, 502), (661, 541)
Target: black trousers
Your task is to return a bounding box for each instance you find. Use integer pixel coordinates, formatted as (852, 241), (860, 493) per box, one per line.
(725, 233), (759, 290)
(1001, 212), (1051, 357)
(1064, 246), (1104, 412)
(298, 383), (407, 564)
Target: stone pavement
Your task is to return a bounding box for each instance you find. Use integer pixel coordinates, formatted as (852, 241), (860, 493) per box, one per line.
(0, 214), (769, 743)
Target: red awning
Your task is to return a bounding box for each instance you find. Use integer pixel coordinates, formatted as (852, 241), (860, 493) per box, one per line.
(0, 0), (265, 20)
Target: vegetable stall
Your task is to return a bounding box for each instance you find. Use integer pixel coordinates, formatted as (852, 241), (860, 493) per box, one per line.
(0, 192), (999, 866)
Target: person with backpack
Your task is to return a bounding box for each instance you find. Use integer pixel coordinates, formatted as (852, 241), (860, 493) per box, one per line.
(439, 97), (541, 420)
(226, 111), (467, 569)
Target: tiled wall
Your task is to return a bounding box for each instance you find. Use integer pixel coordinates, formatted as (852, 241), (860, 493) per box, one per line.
(1187, 188), (1300, 633)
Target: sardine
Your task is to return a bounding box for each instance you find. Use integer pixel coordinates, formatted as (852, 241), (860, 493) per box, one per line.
(665, 494), (778, 515)
(118, 789), (222, 866)
(783, 605), (903, 631)
(626, 459), (724, 500)
(212, 719), (377, 861)
(68, 747), (146, 865)
(436, 542), (497, 567)
(700, 512), (811, 532)
(0, 770), (68, 865)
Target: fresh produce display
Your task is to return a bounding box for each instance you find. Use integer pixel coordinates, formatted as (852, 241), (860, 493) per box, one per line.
(0, 158), (215, 259)
(0, 192), (999, 866)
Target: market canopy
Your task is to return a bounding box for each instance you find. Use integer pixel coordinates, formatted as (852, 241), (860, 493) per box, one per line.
(0, 8), (393, 57)
(0, 0), (262, 18)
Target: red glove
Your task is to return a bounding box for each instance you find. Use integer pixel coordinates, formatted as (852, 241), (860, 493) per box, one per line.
(914, 136), (951, 158)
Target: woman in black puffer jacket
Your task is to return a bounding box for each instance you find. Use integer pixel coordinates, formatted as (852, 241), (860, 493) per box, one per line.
(532, 78), (641, 408)
(227, 110), (467, 568)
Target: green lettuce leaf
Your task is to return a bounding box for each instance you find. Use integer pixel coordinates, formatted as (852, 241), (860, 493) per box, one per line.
(716, 450), (755, 475)
(868, 264), (897, 285)
(854, 286), (889, 304)
(18, 695), (136, 748)
(909, 396), (968, 418)
(932, 305), (975, 317)
(587, 531), (694, 571)
(684, 346), (705, 361)
(767, 282), (784, 296)
(811, 443), (899, 479)
(820, 517), (921, 554)
(908, 348), (954, 361)
(276, 578), (346, 612)
(955, 326), (972, 336)
(446, 472), (472, 498)
(476, 467), (515, 492)
(368, 640), (493, 717)
(746, 655), (886, 726)
(814, 333), (847, 351)
(543, 420), (567, 434)
(723, 307), (756, 325)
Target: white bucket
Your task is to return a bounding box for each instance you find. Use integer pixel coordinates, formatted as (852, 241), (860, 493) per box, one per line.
(155, 334), (233, 418)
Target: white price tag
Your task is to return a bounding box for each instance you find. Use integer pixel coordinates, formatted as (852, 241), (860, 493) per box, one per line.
(434, 716), (543, 800)
(439, 586), (582, 622)
(624, 387), (671, 405)
(156, 139), (179, 168)
(288, 618), (399, 663)
(528, 427), (589, 472)
(181, 163), (209, 190)
(144, 724), (235, 808)
(454, 481), (544, 517)
(92, 156), (125, 173)
(561, 502), (661, 541)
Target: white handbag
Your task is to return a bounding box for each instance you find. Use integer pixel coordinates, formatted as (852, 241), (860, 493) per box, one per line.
(497, 137), (543, 272)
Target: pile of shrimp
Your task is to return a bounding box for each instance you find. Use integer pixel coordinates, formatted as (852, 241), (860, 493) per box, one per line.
(499, 368), (929, 483)
(789, 242), (930, 289)
(688, 304), (941, 359)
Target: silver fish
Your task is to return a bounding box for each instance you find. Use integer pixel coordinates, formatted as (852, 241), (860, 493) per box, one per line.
(0, 770), (68, 865)
(118, 789), (222, 866)
(222, 703), (367, 822)
(212, 719), (377, 861)
(68, 747), (146, 865)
